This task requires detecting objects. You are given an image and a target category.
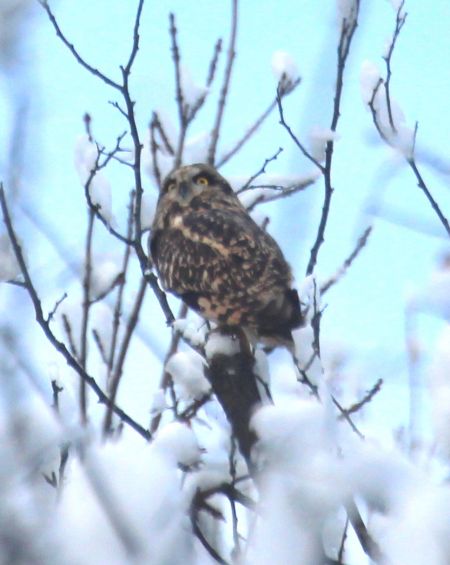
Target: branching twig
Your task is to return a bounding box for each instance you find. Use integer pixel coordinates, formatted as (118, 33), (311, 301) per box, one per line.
(276, 88), (324, 173)
(47, 292), (68, 323)
(305, 2), (360, 276)
(207, 0), (238, 165)
(366, 3), (450, 238)
(238, 147), (283, 193)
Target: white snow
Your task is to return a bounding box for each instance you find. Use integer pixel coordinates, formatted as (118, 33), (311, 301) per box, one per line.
(172, 318), (207, 348)
(337, 0), (357, 22)
(150, 388), (168, 415)
(360, 59), (382, 104)
(308, 126), (340, 162)
(251, 398), (329, 467)
(183, 131), (211, 164)
(360, 68), (415, 158)
(165, 350), (210, 400)
(90, 257), (122, 300)
(179, 64), (208, 108)
(204, 331), (241, 359)
(154, 421), (201, 466)
(271, 50), (300, 84)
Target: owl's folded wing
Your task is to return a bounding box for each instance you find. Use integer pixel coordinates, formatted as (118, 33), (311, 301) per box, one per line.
(150, 207), (291, 297)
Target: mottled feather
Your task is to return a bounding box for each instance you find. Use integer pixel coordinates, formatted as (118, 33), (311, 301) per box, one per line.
(150, 163), (303, 346)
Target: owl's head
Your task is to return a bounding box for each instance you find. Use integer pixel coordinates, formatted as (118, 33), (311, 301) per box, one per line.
(159, 163), (234, 205)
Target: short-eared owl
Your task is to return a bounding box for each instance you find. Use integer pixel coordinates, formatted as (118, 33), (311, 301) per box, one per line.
(150, 163), (303, 347)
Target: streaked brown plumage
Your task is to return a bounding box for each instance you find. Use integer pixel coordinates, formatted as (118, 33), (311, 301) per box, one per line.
(149, 163), (303, 347)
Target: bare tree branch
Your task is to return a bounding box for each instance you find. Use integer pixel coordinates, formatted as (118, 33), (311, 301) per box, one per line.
(339, 378), (383, 418)
(207, 0), (238, 165)
(217, 79), (300, 168)
(306, 1), (360, 276)
(383, 0), (407, 131)
(366, 3), (450, 238)
(38, 1), (121, 90)
(104, 277), (147, 434)
(0, 184), (151, 441)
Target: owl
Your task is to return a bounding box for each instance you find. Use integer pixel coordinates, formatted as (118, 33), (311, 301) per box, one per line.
(149, 163), (303, 348)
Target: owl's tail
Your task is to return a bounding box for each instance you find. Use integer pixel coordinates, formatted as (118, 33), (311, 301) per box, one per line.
(256, 288), (304, 348)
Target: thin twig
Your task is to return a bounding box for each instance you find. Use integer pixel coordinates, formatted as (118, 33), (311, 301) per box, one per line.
(229, 439), (241, 559)
(245, 178), (316, 213)
(331, 396), (364, 439)
(51, 379), (63, 411)
(406, 157), (450, 237)
(207, 0), (238, 165)
(368, 75), (450, 237)
(92, 329), (109, 365)
(217, 99), (272, 166)
(293, 355), (319, 398)
(345, 500), (382, 562)
(38, 1), (121, 90)
(178, 393), (212, 421)
(104, 277), (147, 434)
(320, 226), (373, 294)
(238, 147), (283, 193)
(150, 302), (188, 434)
(106, 192), (135, 383)
(79, 208), (95, 423)
(123, 0), (145, 75)
(276, 88), (324, 173)
(46, 292), (68, 323)
(191, 518), (230, 565)
(39, 0), (175, 328)
(339, 378), (383, 418)
(169, 13), (187, 168)
(62, 314), (79, 359)
(383, 0), (407, 132)
(338, 516), (349, 564)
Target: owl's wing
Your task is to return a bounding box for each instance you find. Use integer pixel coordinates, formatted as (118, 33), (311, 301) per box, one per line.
(150, 206), (292, 298)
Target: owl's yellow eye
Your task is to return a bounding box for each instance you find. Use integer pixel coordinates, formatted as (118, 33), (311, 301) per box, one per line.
(167, 182), (176, 192)
(197, 176), (209, 186)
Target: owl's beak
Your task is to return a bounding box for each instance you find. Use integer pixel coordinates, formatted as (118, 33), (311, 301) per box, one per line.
(179, 181), (189, 199)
